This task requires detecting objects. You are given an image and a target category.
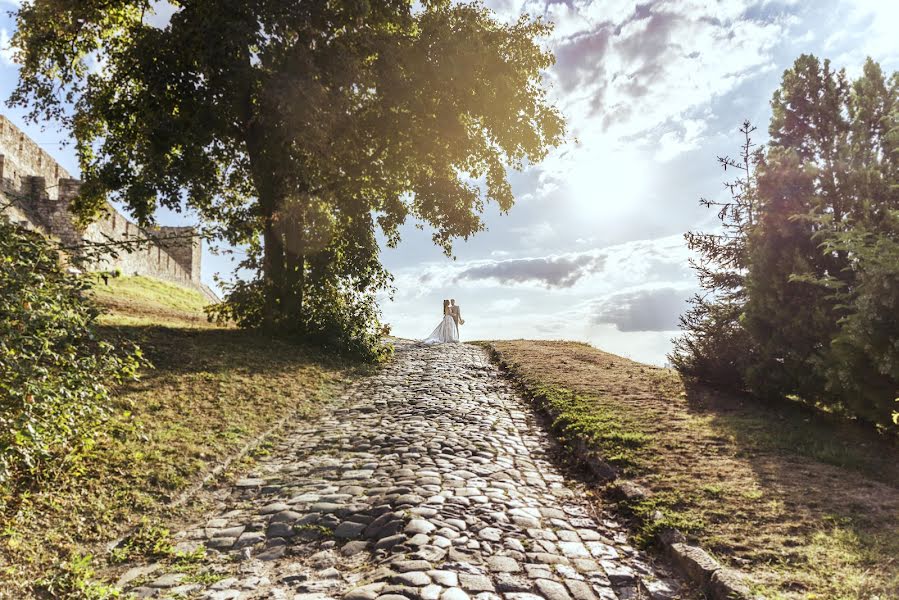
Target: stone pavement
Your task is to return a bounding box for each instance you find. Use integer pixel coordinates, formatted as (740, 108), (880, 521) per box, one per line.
(120, 341), (692, 600)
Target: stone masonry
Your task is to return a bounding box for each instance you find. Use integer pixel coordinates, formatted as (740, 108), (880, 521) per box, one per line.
(118, 342), (694, 600)
(0, 114), (213, 299)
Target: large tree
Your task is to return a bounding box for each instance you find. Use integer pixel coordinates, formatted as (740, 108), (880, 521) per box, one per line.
(743, 56), (898, 409)
(10, 0), (564, 356)
(673, 55), (899, 427)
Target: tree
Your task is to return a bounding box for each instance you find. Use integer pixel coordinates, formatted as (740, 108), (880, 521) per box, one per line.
(743, 56), (898, 415)
(820, 212), (899, 426)
(10, 0), (564, 357)
(669, 122), (759, 387)
(675, 55), (899, 428)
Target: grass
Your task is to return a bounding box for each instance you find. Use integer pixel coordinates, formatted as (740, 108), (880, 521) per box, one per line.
(484, 340), (899, 600)
(0, 277), (357, 597)
(89, 274), (216, 328)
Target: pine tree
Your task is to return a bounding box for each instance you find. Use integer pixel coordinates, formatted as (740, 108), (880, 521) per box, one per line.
(670, 122), (759, 387)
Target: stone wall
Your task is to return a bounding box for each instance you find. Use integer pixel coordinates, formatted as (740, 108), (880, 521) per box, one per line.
(152, 225), (202, 282)
(0, 114), (71, 200)
(0, 115), (214, 300)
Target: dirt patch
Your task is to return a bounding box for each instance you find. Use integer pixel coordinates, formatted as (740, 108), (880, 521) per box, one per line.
(486, 340), (899, 599)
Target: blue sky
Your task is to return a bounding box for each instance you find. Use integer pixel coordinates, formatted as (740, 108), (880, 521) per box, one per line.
(1, 1), (897, 364)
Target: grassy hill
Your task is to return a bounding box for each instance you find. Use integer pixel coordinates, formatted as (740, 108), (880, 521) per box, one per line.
(1, 275), (356, 597)
(486, 340), (899, 600)
(89, 275), (216, 327)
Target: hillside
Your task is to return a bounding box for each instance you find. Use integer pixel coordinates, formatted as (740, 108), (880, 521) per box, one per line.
(1, 276), (356, 596)
(6, 275), (895, 598)
(486, 340), (899, 599)
(89, 275), (216, 327)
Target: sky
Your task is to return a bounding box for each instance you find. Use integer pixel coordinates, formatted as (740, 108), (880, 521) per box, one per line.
(0, 0), (897, 365)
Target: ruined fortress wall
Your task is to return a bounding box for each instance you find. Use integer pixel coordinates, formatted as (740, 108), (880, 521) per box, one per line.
(82, 205), (200, 288)
(153, 225), (202, 282)
(0, 115), (71, 200)
(0, 115), (212, 298)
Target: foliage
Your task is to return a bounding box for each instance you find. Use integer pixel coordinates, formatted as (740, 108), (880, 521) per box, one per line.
(10, 0), (565, 359)
(672, 55), (899, 428)
(669, 121), (759, 387)
(0, 214), (141, 503)
(540, 385), (651, 471)
(818, 213), (899, 425)
(109, 518), (175, 563)
(624, 491), (705, 548)
(109, 517), (207, 570)
(33, 554), (121, 600)
(206, 203), (393, 361)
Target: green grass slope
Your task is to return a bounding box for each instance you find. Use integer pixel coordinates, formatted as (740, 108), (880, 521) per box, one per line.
(90, 275), (215, 327)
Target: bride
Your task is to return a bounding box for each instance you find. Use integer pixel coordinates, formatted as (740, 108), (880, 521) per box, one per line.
(423, 299), (464, 344)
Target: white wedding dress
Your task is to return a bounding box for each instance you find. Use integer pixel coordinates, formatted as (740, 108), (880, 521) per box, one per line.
(423, 312), (459, 344)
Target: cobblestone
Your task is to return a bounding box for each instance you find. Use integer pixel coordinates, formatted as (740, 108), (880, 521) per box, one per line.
(118, 342), (691, 599)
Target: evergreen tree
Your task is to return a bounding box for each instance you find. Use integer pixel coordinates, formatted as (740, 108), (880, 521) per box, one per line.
(670, 122), (758, 388)
(676, 55), (898, 428)
(744, 56), (898, 419)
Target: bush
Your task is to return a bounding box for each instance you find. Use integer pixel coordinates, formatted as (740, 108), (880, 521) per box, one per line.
(0, 214), (141, 503)
(819, 216), (899, 427)
(207, 275), (391, 363)
(206, 219), (393, 363)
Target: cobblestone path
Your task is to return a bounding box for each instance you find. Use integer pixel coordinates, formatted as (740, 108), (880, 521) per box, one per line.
(122, 342), (691, 600)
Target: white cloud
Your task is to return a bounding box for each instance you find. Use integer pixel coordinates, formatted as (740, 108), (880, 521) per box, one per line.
(591, 286), (695, 331)
(0, 28), (15, 66)
(828, 1), (899, 75)
(510, 221), (555, 248)
(406, 232), (691, 291)
(496, 0), (792, 231)
(489, 298), (522, 312)
(656, 117), (709, 161)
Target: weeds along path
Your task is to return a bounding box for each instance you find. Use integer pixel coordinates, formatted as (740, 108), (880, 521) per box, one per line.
(117, 341), (692, 600)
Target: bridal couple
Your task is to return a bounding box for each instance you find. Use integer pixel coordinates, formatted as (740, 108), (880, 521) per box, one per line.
(423, 299), (464, 344)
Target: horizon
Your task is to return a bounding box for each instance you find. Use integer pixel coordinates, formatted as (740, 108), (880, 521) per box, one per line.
(1, 0), (896, 365)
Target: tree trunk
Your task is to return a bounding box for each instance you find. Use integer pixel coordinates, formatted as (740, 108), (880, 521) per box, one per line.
(262, 208), (285, 329)
(245, 121), (285, 330)
(283, 199), (307, 323)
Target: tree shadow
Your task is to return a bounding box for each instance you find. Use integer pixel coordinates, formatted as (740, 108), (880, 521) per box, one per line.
(98, 324), (371, 384)
(682, 380), (898, 484)
(680, 379), (899, 589)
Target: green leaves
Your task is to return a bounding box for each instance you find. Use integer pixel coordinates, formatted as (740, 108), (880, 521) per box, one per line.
(10, 0), (564, 357)
(0, 215), (143, 504)
(673, 55), (899, 429)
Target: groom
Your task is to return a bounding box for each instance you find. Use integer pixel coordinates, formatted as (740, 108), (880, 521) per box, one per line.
(450, 299), (464, 327)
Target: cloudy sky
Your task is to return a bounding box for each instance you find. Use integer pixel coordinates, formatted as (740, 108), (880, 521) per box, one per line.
(1, 1), (897, 364)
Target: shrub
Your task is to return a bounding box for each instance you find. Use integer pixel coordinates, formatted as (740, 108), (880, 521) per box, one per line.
(0, 214), (141, 503)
